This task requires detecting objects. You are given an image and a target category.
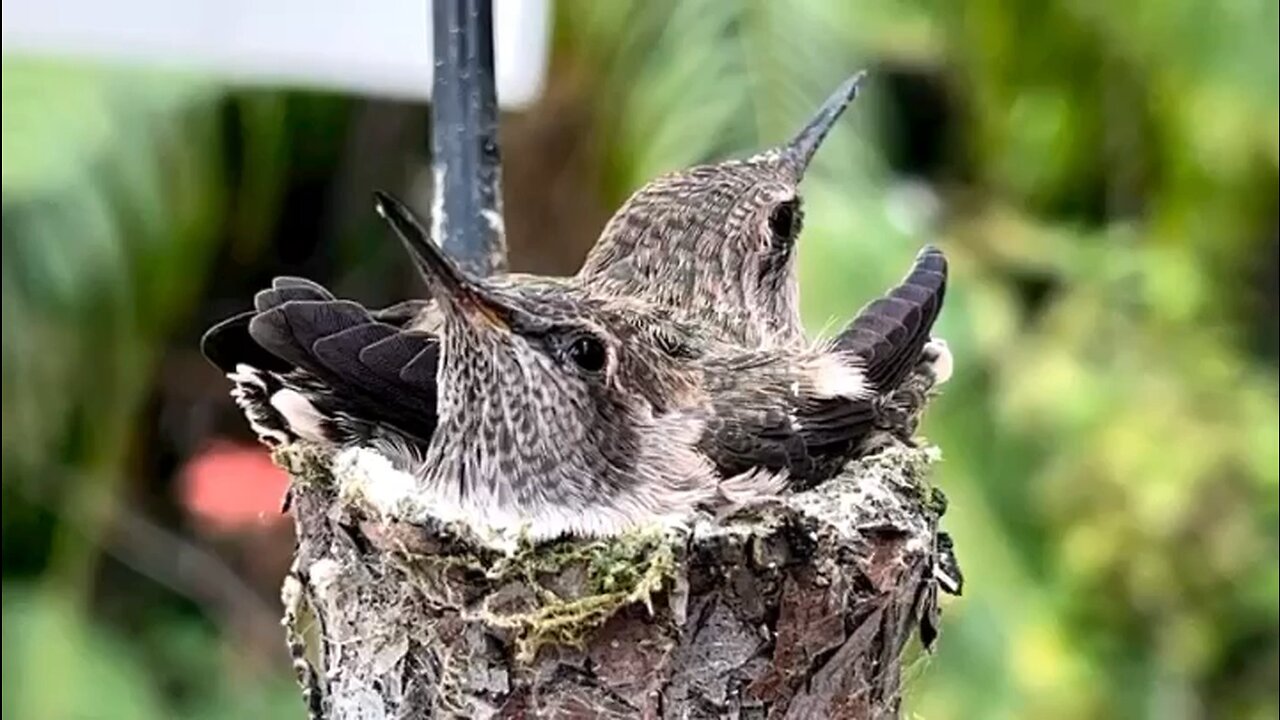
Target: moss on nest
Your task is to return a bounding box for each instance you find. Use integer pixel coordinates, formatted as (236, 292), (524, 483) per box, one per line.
(273, 441), (939, 665)
(273, 443), (335, 490)
(478, 528), (680, 661)
(272, 442), (685, 663)
(392, 526), (682, 662)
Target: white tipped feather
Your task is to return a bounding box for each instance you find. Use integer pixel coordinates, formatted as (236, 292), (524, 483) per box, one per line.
(923, 338), (953, 385)
(805, 353), (873, 399)
(270, 389), (328, 443)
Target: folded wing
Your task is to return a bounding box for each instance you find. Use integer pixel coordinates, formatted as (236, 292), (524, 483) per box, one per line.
(201, 279), (441, 445)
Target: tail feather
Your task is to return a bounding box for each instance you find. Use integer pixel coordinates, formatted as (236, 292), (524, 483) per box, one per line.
(225, 364), (293, 446)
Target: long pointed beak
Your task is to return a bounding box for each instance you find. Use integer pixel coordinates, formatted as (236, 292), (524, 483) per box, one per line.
(374, 190), (515, 332)
(779, 70), (867, 177)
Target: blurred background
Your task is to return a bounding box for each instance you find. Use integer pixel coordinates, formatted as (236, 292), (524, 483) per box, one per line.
(3, 1), (1277, 718)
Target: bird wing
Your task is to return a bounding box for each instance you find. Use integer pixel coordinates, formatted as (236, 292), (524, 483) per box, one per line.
(789, 246), (947, 458)
(200, 278), (441, 444)
(699, 247), (948, 486)
(832, 245), (947, 393)
(699, 352), (877, 485)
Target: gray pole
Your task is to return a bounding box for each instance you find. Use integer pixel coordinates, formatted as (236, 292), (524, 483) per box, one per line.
(431, 0), (506, 276)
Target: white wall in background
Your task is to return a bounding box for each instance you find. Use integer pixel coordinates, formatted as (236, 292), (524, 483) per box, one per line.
(1, 0), (551, 109)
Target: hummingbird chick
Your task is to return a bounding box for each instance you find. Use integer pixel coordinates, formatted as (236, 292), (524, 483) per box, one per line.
(204, 192), (949, 541)
(204, 70), (951, 457)
(376, 196), (950, 537)
(201, 69), (955, 539)
(580, 71), (860, 348)
(577, 70), (953, 397)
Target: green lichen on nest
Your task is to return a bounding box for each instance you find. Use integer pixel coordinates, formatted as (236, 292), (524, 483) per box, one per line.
(385, 524), (681, 663)
(272, 441), (683, 662)
(476, 527), (680, 662)
(272, 441), (939, 664)
(272, 443), (336, 489)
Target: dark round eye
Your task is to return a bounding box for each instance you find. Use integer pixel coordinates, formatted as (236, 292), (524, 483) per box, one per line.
(566, 335), (608, 373)
(768, 200), (799, 239)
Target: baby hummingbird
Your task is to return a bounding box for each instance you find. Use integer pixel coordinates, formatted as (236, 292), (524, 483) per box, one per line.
(206, 194), (946, 541)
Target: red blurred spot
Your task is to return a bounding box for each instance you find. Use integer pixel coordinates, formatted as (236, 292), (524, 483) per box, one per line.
(180, 439), (290, 532)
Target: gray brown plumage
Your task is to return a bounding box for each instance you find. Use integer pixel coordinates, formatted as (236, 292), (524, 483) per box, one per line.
(203, 192), (947, 540)
(579, 72), (867, 348)
(202, 71), (926, 449)
(200, 72), (953, 538)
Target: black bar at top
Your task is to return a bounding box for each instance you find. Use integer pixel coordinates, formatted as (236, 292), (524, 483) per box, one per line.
(431, 0), (506, 276)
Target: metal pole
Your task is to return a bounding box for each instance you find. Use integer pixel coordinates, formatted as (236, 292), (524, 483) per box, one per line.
(431, 0), (507, 276)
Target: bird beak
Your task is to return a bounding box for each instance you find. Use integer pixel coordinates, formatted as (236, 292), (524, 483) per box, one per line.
(374, 190), (516, 332)
(778, 70), (867, 177)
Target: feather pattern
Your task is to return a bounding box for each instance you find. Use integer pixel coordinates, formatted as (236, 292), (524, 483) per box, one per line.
(200, 73), (952, 539)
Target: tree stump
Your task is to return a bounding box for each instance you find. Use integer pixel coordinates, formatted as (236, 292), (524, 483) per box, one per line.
(274, 437), (952, 720)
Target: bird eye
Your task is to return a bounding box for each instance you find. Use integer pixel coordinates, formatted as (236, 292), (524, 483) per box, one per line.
(566, 334), (608, 373)
(768, 200), (800, 240)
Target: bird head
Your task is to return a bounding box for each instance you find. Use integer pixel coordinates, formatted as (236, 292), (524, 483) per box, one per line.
(577, 71), (867, 345)
(373, 192), (718, 540)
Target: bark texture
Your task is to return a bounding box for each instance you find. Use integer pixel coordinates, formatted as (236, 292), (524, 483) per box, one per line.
(277, 442), (950, 720)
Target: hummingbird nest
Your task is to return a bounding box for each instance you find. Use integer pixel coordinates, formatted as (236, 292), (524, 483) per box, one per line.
(273, 437), (951, 720)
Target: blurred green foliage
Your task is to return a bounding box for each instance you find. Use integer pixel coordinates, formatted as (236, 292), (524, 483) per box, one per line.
(1, 60), (221, 613)
(1, 59), (307, 716)
(3, 585), (300, 720)
(3, 1), (1277, 718)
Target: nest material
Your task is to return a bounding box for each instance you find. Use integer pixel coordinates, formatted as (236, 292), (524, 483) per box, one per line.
(276, 439), (950, 720)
